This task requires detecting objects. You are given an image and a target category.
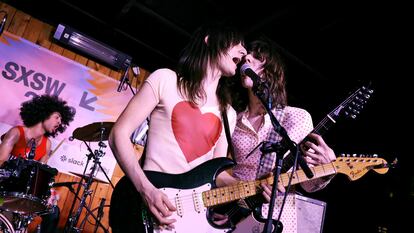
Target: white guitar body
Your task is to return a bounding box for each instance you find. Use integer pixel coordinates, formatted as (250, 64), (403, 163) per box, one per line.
(230, 214), (265, 233)
(154, 184), (230, 233)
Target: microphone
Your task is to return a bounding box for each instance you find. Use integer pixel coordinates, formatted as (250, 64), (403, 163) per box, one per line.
(240, 64), (270, 102)
(117, 65), (131, 92)
(27, 138), (36, 160)
(260, 141), (283, 154)
(0, 11), (7, 36)
(240, 64), (262, 89)
(52, 181), (77, 192)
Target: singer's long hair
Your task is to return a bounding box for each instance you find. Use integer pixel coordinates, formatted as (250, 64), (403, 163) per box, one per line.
(176, 22), (244, 111)
(231, 38), (287, 112)
(20, 94), (75, 137)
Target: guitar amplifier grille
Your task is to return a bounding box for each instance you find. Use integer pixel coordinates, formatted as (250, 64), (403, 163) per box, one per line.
(296, 194), (327, 233)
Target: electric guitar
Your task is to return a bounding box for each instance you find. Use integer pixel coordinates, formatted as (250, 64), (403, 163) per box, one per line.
(213, 84), (374, 228)
(109, 155), (391, 233)
(229, 154), (395, 233)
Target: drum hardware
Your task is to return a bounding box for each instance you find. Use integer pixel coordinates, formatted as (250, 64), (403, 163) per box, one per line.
(92, 198), (106, 233)
(64, 122), (115, 233)
(0, 197), (55, 233)
(0, 157), (58, 233)
(0, 169), (11, 180)
(0, 158), (58, 216)
(0, 212), (15, 233)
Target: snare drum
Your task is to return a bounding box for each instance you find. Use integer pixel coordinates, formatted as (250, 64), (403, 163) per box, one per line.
(0, 158), (58, 215)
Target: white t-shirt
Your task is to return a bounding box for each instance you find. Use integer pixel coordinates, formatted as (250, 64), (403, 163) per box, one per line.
(142, 69), (236, 174)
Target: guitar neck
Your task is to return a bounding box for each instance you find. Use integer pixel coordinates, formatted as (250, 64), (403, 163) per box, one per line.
(202, 162), (336, 207)
(281, 113), (337, 173)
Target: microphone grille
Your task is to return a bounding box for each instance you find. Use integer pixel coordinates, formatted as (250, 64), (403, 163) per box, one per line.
(240, 64), (251, 75)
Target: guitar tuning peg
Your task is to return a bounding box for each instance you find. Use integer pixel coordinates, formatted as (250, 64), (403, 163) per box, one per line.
(356, 97), (367, 104)
(352, 153), (358, 157)
(372, 154), (378, 158)
(391, 158), (398, 167)
(365, 88), (374, 94)
(352, 103), (362, 109)
(350, 114), (357, 119)
(360, 97), (367, 102)
(340, 153), (346, 157)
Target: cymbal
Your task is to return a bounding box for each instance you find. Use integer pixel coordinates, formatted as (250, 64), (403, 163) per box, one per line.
(72, 122), (114, 142)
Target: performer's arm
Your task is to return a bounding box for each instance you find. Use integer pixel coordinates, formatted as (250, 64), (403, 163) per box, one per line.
(109, 70), (176, 227)
(0, 127), (19, 166)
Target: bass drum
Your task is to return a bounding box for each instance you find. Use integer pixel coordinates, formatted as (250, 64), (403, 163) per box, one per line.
(0, 212), (15, 233)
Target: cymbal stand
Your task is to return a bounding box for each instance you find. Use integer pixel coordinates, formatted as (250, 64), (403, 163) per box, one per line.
(93, 198), (106, 233)
(64, 127), (112, 233)
(63, 141), (94, 233)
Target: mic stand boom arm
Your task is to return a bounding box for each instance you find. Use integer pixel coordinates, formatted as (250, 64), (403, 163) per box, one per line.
(252, 85), (313, 233)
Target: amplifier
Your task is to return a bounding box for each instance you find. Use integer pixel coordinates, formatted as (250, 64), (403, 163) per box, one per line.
(296, 194), (327, 233)
(230, 194), (326, 233)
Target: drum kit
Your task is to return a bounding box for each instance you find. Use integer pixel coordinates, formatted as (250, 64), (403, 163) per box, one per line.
(0, 122), (114, 233)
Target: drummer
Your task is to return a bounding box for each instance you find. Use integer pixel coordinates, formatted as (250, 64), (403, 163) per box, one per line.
(0, 94), (75, 165)
(0, 94), (75, 233)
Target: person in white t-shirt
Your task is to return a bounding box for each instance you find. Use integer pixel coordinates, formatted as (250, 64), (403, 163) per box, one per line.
(109, 23), (247, 232)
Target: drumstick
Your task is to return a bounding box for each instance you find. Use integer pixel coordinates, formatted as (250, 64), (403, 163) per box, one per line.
(50, 138), (66, 157)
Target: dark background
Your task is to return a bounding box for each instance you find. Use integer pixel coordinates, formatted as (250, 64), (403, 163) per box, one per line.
(3, 1), (411, 232)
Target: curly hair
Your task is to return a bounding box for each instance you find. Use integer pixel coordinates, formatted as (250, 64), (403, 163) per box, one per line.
(231, 38), (287, 112)
(20, 94), (75, 137)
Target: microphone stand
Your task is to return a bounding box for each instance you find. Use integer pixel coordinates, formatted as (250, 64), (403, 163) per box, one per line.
(116, 64), (136, 95)
(251, 84), (309, 233)
(27, 138), (36, 160)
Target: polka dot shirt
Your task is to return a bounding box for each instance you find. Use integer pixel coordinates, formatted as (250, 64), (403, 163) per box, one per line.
(231, 106), (328, 233)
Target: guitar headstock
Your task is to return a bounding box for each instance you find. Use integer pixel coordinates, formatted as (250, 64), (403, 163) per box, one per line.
(334, 154), (389, 181)
(332, 85), (374, 120)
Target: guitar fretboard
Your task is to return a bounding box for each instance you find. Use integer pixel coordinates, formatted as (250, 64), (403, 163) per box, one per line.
(202, 162), (337, 207)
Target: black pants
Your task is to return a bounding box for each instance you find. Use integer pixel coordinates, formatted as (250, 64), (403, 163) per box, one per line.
(40, 205), (60, 233)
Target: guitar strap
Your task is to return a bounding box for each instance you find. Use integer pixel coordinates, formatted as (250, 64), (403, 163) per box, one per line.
(221, 108), (236, 161)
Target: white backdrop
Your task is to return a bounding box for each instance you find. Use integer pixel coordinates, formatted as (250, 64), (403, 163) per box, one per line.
(0, 32), (133, 182)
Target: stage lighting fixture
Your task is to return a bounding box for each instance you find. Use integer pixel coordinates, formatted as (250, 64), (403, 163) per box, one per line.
(53, 24), (131, 70)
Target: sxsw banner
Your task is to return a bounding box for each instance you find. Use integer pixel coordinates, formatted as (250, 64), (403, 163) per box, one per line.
(0, 32), (133, 182)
